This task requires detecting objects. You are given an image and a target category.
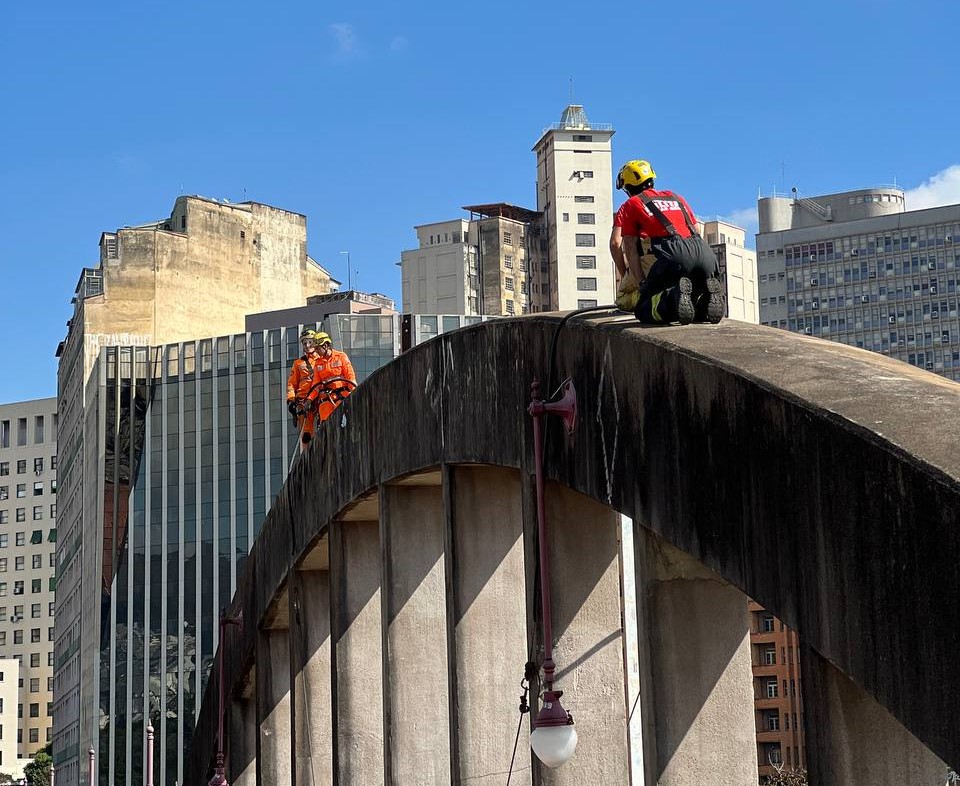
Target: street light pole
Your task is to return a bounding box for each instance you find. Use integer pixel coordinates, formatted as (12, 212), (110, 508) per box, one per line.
(527, 378), (579, 769)
(146, 724), (154, 786)
(209, 608), (244, 786)
(339, 251), (352, 292)
(88, 748), (95, 786)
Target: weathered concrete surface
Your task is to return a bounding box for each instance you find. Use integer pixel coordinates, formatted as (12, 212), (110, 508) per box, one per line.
(540, 483), (629, 785)
(229, 696), (257, 786)
(329, 519), (384, 786)
(380, 484), (450, 784)
(640, 534), (758, 785)
(186, 314), (960, 783)
(290, 569), (332, 786)
(801, 645), (948, 786)
(450, 466), (530, 786)
(256, 630), (292, 785)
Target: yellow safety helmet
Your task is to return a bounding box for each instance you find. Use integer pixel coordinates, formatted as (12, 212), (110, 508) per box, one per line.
(314, 331), (333, 347)
(616, 160), (656, 191)
(299, 328), (317, 341)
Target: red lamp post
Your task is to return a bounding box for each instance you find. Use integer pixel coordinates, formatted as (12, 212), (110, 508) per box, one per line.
(528, 379), (579, 768)
(209, 608), (243, 786)
(146, 724), (154, 786)
(87, 748), (95, 785)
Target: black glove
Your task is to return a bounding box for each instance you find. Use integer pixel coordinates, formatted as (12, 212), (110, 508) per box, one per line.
(288, 400), (298, 416)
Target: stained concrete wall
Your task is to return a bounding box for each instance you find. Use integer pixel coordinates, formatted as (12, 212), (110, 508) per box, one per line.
(186, 314), (960, 783)
(290, 570), (333, 785)
(380, 484), (450, 783)
(541, 483), (629, 785)
(450, 466), (530, 785)
(801, 645), (948, 786)
(229, 696), (257, 786)
(329, 519), (384, 786)
(637, 533), (758, 785)
(256, 630), (291, 785)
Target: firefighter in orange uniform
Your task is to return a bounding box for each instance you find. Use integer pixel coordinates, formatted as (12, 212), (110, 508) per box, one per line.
(286, 328), (357, 451)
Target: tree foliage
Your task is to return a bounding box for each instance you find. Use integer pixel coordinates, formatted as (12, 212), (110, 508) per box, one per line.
(762, 764), (808, 785)
(24, 750), (52, 786)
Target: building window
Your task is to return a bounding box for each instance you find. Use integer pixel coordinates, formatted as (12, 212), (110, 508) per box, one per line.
(16, 461), (25, 474)
(761, 614), (775, 632)
(34, 417), (44, 445)
(504, 255), (513, 269)
(33, 458), (43, 475)
(13, 631), (22, 645)
(574, 195), (594, 203)
(0, 535), (7, 548)
(14, 557), (23, 572)
(577, 299), (598, 308)
(15, 533), (23, 547)
(16, 485), (25, 499)
(13, 581), (22, 595)
(505, 277), (514, 292)
(763, 647), (776, 665)
(505, 300), (515, 315)
(0, 559), (5, 572)
(0, 486), (6, 501)
(577, 277), (597, 291)
(576, 255), (596, 269)
(575, 234), (596, 248)
(0, 423), (7, 450)
(31, 555), (41, 570)
(767, 712), (780, 731)
(577, 213), (596, 225)
(0, 463), (7, 476)
(30, 531), (41, 545)
(562, 213), (570, 222)
(575, 170), (594, 179)
(16, 419), (26, 447)
(50, 456), (56, 471)
(32, 507), (41, 521)
(30, 604), (40, 620)
(29, 727), (38, 744)
(30, 630), (40, 645)
(765, 678), (778, 698)
(503, 232), (513, 246)
(572, 134), (593, 142)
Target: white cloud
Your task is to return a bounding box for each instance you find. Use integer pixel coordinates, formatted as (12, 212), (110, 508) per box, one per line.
(720, 206), (759, 235)
(330, 23), (362, 59)
(389, 35), (408, 53)
(904, 165), (960, 210)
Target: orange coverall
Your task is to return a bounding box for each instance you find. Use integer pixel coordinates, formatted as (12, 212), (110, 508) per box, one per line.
(286, 348), (357, 439)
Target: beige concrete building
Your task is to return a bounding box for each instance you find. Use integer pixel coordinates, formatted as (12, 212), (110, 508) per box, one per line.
(703, 220), (759, 323)
(0, 658), (23, 778)
(533, 104), (616, 310)
(401, 204), (543, 316)
(52, 196), (335, 786)
(0, 398), (58, 764)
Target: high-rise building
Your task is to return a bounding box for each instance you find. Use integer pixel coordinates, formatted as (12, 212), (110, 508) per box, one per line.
(53, 196), (335, 786)
(63, 309), (491, 786)
(533, 104), (616, 310)
(400, 204), (543, 316)
(702, 220), (759, 323)
(749, 602), (805, 778)
(757, 187), (960, 381)
(0, 399), (58, 765)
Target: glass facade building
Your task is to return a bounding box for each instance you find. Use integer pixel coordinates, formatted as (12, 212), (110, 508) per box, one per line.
(79, 312), (486, 784)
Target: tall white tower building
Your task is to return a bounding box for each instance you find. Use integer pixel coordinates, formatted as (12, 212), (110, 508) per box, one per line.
(533, 105), (616, 310)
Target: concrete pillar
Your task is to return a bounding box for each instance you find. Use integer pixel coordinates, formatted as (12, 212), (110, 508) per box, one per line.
(801, 645), (948, 786)
(290, 569), (333, 786)
(256, 630), (292, 786)
(540, 482), (630, 785)
(329, 519), (384, 786)
(636, 531), (758, 786)
(228, 695), (257, 786)
(449, 466), (530, 786)
(380, 483), (450, 784)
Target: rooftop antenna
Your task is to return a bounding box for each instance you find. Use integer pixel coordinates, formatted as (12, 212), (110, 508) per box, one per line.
(569, 76), (574, 103)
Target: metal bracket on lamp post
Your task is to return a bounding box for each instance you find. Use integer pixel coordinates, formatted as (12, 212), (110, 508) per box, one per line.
(528, 377), (577, 701)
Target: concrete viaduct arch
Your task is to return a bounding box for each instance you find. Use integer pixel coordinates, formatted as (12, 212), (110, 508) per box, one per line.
(185, 313), (960, 785)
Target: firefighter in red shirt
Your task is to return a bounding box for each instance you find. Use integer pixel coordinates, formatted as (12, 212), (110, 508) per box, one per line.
(610, 160), (724, 324)
(287, 329), (357, 450)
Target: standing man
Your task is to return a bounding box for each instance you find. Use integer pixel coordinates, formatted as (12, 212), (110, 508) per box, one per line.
(610, 159), (724, 324)
(286, 328), (357, 451)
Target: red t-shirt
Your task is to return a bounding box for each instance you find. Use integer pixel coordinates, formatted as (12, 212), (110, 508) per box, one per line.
(614, 189), (698, 239)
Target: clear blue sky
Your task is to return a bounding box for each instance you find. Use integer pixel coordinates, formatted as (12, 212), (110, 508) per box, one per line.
(2, 0), (959, 403)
